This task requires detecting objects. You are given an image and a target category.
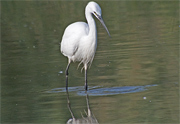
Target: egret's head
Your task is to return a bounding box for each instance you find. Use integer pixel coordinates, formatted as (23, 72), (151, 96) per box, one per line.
(86, 1), (110, 37)
(88, 1), (102, 17)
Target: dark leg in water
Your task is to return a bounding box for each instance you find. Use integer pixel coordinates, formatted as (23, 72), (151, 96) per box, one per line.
(65, 60), (71, 91)
(85, 68), (88, 91)
(66, 89), (75, 119)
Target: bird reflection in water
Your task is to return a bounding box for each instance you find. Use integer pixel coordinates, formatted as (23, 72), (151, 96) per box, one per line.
(66, 91), (99, 124)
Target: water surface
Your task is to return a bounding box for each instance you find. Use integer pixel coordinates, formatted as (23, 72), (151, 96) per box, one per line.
(1, 1), (179, 124)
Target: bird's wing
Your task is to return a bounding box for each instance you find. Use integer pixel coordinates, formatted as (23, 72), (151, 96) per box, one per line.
(61, 22), (89, 58)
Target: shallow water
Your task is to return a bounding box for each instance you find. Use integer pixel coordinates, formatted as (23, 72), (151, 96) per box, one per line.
(1, 1), (179, 124)
(47, 84), (158, 96)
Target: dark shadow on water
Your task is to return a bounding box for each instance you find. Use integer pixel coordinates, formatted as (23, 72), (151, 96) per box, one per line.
(47, 84), (158, 96)
(66, 91), (99, 124)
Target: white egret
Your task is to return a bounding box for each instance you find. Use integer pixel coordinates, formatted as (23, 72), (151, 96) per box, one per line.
(60, 1), (110, 91)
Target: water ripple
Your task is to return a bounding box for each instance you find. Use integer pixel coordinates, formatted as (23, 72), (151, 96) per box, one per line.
(47, 84), (158, 96)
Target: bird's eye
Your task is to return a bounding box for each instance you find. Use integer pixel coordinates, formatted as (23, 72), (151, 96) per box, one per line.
(93, 12), (97, 16)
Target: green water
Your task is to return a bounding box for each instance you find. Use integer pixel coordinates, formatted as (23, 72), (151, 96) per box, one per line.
(1, 1), (179, 124)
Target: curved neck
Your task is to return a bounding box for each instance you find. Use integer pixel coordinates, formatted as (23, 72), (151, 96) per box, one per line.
(85, 10), (97, 38)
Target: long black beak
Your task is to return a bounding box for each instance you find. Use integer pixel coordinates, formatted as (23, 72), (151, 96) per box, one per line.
(94, 13), (111, 37)
(98, 16), (111, 37)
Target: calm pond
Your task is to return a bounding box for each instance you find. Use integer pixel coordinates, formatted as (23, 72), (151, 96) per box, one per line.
(1, 1), (179, 124)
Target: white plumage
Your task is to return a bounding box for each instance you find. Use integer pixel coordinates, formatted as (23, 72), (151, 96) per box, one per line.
(61, 22), (96, 68)
(60, 1), (110, 91)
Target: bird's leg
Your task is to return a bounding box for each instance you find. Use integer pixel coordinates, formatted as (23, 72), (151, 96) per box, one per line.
(84, 65), (88, 91)
(66, 89), (75, 119)
(65, 60), (71, 91)
(85, 69), (88, 91)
